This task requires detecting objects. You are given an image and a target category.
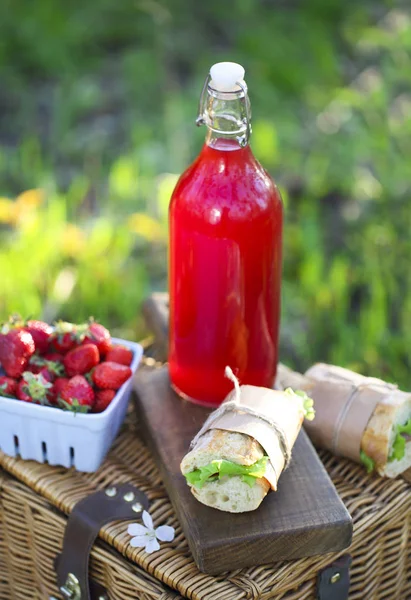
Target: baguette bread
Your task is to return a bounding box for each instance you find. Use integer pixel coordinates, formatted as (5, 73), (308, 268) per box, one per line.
(191, 473), (270, 513)
(180, 383), (313, 513)
(181, 429), (270, 513)
(361, 392), (411, 477)
(277, 363), (411, 477)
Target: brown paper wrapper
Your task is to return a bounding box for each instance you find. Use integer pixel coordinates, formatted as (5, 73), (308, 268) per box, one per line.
(204, 385), (305, 490)
(276, 363), (400, 463)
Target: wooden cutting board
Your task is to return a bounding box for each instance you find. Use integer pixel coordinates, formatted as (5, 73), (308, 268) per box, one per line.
(135, 294), (352, 574)
(134, 367), (352, 574)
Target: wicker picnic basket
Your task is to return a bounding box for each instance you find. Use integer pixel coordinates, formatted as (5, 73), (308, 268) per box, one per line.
(0, 349), (410, 600)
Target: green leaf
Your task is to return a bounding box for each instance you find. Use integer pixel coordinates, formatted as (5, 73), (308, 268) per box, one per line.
(284, 388), (315, 420)
(389, 418), (411, 462)
(360, 450), (375, 474)
(241, 474), (257, 488)
(185, 463), (219, 488)
(184, 457), (268, 489)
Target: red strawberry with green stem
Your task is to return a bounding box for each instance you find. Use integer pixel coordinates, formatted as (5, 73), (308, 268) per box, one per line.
(38, 366), (55, 383)
(17, 372), (53, 405)
(29, 354), (65, 378)
(25, 320), (52, 354)
(81, 319), (111, 356)
(0, 315), (52, 355)
(49, 321), (80, 354)
(58, 375), (95, 413)
(93, 389), (116, 413)
(105, 345), (133, 366)
(92, 361), (132, 390)
(64, 344), (99, 377)
(0, 376), (18, 398)
(0, 328), (35, 378)
(51, 377), (70, 405)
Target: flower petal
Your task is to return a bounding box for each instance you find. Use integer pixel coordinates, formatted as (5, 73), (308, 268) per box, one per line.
(155, 525), (175, 542)
(130, 535), (149, 548)
(145, 537), (160, 553)
(127, 523), (148, 536)
(142, 510), (154, 530)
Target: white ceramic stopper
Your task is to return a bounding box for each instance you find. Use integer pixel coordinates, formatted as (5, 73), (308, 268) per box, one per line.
(209, 62), (245, 92)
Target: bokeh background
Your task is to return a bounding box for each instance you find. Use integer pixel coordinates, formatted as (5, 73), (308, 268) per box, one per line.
(1, 1), (410, 384)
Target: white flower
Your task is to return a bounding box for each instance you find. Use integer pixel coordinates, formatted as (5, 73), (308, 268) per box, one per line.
(127, 510), (175, 554)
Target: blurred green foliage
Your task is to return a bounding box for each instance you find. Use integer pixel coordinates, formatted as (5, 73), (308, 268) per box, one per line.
(0, 1), (410, 384)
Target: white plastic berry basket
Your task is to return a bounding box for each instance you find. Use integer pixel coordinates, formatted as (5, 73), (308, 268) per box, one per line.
(0, 338), (143, 472)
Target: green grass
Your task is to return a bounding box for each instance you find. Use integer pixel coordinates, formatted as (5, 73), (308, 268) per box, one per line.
(0, 1), (410, 385)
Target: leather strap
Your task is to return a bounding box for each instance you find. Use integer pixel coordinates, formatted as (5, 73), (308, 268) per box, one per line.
(316, 554), (352, 600)
(55, 483), (149, 600)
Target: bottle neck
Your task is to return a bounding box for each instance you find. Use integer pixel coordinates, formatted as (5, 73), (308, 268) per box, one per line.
(197, 84), (252, 149)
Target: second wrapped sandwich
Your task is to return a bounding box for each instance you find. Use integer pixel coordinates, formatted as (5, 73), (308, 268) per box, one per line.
(277, 363), (411, 477)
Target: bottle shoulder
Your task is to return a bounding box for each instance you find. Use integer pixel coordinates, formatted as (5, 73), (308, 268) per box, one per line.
(170, 144), (282, 220)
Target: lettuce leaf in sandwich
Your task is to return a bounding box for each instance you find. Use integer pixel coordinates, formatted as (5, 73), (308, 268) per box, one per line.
(389, 418), (411, 462)
(185, 456), (268, 489)
(361, 418), (411, 471)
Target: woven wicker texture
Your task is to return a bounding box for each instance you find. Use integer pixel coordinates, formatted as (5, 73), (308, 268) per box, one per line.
(0, 362), (410, 599)
(0, 472), (181, 600)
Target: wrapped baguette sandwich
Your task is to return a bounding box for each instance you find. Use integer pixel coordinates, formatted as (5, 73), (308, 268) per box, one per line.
(180, 370), (314, 513)
(276, 363), (411, 478)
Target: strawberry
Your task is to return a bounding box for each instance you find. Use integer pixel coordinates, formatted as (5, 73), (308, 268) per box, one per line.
(51, 377), (70, 405)
(93, 389), (116, 413)
(105, 345), (133, 366)
(43, 352), (65, 363)
(0, 376), (18, 398)
(0, 328), (35, 378)
(82, 320), (111, 355)
(83, 370), (94, 386)
(64, 344), (100, 377)
(17, 372), (53, 405)
(92, 361), (132, 390)
(58, 375), (95, 413)
(38, 366), (55, 383)
(53, 377), (69, 397)
(49, 321), (80, 353)
(25, 320), (52, 354)
(29, 354), (65, 378)
(0, 315), (52, 355)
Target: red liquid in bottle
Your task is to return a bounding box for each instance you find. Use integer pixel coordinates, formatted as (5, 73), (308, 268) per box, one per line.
(169, 138), (283, 406)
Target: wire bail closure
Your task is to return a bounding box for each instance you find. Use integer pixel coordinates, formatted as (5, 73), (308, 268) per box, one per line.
(196, 74), (252, 147)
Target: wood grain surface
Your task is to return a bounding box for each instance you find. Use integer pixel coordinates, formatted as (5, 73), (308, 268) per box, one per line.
(134, 366), (352, 574)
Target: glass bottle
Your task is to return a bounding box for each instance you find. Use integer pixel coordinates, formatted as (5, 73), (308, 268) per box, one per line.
(169, 62), (283, 406)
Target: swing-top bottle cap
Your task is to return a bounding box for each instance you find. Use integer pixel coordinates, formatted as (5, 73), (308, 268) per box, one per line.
(209, 62), (245, 92)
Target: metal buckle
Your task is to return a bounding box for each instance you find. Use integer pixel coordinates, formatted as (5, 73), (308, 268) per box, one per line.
(60, 573), (81, 600)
